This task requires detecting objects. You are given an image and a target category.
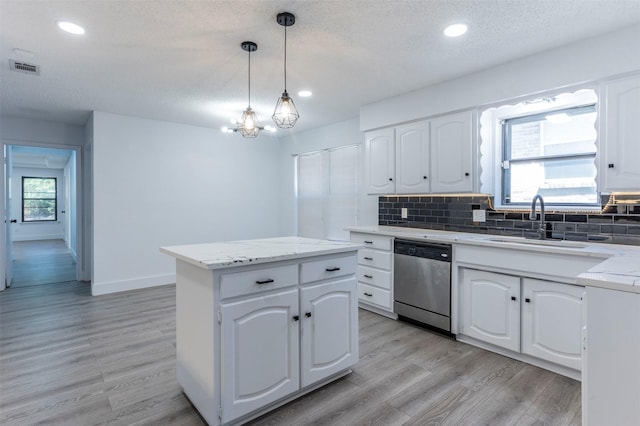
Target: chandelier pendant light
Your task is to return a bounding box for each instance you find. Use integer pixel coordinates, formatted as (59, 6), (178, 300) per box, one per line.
(272, 12), (299, 129)
(237, 41), (263, 138)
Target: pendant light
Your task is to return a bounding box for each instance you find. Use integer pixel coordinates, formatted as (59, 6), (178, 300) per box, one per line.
(237, 41), (263, 138)
(272, 12), (299, 129)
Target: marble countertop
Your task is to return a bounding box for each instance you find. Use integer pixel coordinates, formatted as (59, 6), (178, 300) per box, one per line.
(348, 225), (640, 294)
(161, 236), (362, 270)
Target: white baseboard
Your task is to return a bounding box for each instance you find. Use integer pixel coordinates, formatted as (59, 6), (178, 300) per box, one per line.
(91, 274), (176, 296)
(13, 234), (65, 242)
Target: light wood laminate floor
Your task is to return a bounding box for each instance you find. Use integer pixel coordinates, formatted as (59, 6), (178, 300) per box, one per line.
(11, 239), (76, 287)
(0, 282), (581, 425)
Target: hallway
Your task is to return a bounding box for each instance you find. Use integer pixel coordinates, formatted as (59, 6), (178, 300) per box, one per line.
(11, 239), (76, 287)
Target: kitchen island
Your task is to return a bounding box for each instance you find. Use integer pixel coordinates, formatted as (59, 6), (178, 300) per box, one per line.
(160, 236), (361, 426)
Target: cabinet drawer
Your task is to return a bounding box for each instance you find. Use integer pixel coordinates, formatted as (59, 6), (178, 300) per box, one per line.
(358, 249), (392, 270)
(300, 254), (357, 284)
(358, 266), (391, 290)
(358, 282), (392, 309)
(220, 265), (298, 299)
(350, 233), (392, 251)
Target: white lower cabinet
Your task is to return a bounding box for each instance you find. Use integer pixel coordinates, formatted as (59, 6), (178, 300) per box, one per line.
(459, 268), (583, 372)
(221, 289), (300, 422)
(350, 232), (394, 315)
(521, 278), (583, 370)
(460, 269), (520, 352)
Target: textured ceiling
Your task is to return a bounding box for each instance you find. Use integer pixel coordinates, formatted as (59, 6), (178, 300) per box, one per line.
(1, 0), (640, 135)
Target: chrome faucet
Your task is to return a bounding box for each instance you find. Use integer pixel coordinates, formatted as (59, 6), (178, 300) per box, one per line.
(530, 194), (546, 239)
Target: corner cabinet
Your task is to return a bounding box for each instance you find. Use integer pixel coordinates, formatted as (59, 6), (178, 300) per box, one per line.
(364, 110), (475, 195)
(172, 251), (358, 426)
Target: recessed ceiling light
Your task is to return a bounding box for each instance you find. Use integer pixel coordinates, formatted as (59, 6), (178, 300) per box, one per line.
(57, 21), (85, 35)
(298, 90), (312, 97)
(444, 23), (467, 38)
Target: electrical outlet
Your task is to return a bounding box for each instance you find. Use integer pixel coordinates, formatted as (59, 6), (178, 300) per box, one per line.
(472, 209), (486, 222)
(401, 208), (408, 219)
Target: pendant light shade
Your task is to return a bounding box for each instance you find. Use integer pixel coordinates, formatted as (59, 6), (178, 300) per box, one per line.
(272, 12), (299, 129)
(237, 41), (263, 138)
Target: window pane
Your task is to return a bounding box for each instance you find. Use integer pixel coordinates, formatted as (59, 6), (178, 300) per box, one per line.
(509, 109), (596, 160)
(508, 157), (597, 204)
(23, 177), (57, 222)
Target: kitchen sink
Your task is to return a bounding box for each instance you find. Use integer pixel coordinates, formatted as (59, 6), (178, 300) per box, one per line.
(486, 237), (588, 249)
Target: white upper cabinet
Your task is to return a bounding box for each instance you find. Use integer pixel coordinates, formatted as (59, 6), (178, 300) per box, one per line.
(602, 74), (640, 191)
(430, 111), (474, 193)
(395, 121), (431, 194)
(365, 128), (395, 194)
(364, 110), (475, 195)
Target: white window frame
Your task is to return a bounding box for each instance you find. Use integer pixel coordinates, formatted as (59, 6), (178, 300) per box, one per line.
(480, 87), (600, 211)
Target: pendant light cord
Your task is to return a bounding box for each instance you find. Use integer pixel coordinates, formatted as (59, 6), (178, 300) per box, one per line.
(248, 49), (252, 107)
(283, 24), (287, 92)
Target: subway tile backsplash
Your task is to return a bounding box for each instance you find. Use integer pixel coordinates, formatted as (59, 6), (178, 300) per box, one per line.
(378, 195), (640, 246)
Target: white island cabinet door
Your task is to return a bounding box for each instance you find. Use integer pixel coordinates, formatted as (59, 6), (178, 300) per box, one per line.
(460, 268), (520, 352)
(522, 278), (583, 370)
(300, 277), (358, 387)
(221, 289), (300, 423)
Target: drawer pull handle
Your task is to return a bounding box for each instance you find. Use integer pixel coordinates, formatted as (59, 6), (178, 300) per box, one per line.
(256, 279), (274, 285)
(325, 267), (341, 272)
(364, 240), (373, 244)
(364, 257), (373, 260)
(305, 312), (312, 318)
(293, 315), (300, 322)
(364, 292), (373, 297)
(364, 274), (373, 279)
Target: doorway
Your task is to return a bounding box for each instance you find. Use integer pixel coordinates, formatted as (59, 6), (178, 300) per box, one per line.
(2, 144), (82, 289)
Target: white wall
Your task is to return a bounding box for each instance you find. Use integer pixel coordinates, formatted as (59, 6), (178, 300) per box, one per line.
(361, 24), (640, 131)
(91, 112), (282, 295)
(277, 117), (378, 237)
(12, 166), (66, 241)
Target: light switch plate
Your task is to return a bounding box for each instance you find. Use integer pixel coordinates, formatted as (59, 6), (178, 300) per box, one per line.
(473, 209), (486, 222)
(401, 208), (408, 219)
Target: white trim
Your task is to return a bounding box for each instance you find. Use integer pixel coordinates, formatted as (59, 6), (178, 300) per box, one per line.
(91, 273), (176, 296)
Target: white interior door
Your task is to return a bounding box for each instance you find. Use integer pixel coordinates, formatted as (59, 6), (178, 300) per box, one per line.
(4, 145), (13, 288)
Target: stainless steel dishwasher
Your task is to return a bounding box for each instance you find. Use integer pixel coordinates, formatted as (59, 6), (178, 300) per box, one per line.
(394, 239), (452, 332)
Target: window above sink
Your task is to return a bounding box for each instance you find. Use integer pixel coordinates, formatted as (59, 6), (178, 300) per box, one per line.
(480, 88), (599, 211)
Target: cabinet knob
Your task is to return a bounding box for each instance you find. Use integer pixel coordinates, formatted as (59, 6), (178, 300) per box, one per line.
(608, 163), (615, 168)
(423, 176), (428, 180)
(305, 312), (312, 318)
(465, 172), (470, 176)
(364, 292), (373, 297)
(511, 296), (517, 301)
(388, 177), (393, 181)
(525, 298), (531, 303)
(292, 315), (300, 322)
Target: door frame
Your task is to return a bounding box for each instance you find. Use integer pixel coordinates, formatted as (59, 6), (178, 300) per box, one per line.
(0, 140), (84, 290)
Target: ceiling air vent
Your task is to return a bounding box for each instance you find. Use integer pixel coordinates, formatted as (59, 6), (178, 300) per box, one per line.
(9, 59), (40, 75)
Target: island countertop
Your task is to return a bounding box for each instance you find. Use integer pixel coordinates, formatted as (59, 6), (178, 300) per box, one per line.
(160, 236), (362, 270)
